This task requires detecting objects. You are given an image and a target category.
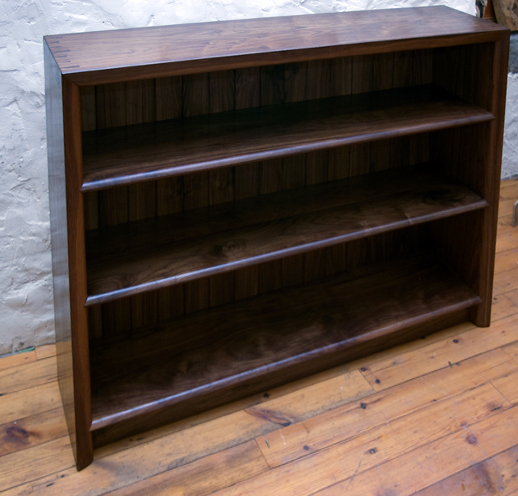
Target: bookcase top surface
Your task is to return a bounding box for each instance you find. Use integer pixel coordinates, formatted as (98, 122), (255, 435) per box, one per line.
(44, 6), (508, 84)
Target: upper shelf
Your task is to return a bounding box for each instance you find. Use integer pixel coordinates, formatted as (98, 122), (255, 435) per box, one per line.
(81, 86), (494, 191)
(85, 166), (488, 306)
(44, 6), (508, 84)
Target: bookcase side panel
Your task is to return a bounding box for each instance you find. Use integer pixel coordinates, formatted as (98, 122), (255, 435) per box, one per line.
(431, 39), (509, 326)
(45, 42), (94, 470)
(45, 40), (78, 463)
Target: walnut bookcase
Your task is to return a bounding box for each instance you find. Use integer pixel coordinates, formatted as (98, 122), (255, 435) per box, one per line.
(44, 7), (509, 470)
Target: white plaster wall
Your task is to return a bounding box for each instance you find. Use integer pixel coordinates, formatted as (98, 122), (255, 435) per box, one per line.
(0, 0), (493, 355)
(503, 74), (518, 179)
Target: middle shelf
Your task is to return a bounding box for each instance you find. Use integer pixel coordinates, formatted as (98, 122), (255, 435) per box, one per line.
(85, 166), (488, 306)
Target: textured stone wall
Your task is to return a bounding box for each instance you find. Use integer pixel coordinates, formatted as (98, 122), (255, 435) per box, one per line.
(503, 35), (518, 179)
(1, 0), (505, 355)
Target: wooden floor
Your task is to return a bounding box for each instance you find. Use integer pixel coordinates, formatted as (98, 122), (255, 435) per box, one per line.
(1, 178), (517, 496)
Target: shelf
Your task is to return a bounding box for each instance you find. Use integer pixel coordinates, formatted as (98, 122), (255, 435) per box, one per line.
(89, 254), (481, 430)
(85, 167), (488, 306)
(81, 85), (494, 191)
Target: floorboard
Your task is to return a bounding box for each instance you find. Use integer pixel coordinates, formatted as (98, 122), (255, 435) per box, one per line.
(0, 178), (516, 495)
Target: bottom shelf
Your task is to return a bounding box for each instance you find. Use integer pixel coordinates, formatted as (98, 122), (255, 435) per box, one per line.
(89, 254), (481, 441)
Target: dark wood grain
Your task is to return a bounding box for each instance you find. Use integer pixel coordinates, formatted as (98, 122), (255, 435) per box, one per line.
(46, 8), (509, 470)
(45, 40), (79, 463)
(431, 39), (509, 327)
(81, 86), (494, 191)
(233, 69), (262, 301)
(45, 41), (93, 470)
(182, 73), (211, 315)
(89, 254), (481, 431)
(44, 7), (507, 85)
(85, 168), (487, 305)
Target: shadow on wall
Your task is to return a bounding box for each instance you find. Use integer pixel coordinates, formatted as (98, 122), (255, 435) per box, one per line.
(509, 33), (518, 72)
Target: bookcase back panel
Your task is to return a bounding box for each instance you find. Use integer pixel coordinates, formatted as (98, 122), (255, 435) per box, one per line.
(433, 42), (495, 111)
(87, 224), (432, 341)
(80, 49), (434, 132)
(83, 132), (430, 232)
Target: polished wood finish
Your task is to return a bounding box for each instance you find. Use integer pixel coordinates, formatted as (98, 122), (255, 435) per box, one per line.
(44, 44), (93, 470)
(1, 182), (518, 494)
(44, 8), (509, 470)
(89, 255), (480, 433)
(44, 7), (506, 85)
(85, 168), (487, 305)
(81, 86), (494, 191)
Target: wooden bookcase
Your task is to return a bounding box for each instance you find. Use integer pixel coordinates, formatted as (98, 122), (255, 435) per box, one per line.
(44, 7), (509, 470)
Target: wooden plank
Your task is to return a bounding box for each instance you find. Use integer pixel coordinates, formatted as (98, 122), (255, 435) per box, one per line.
(311, 402), (518, 495)
(249, 370), (373, 425)
(305, 59), (329, 188)
(0, 350), (36, 371)
(499, 213), (516, 231)
(0, 436), (75, 493)
(155, 76), (182, 121)
(256, 63), (284, 296)
(360, 313), (518, 391)
(280, 62), (306, 290)
(130, 292), (158, 331)
(0, 408), (68, 458)
(0, 468), (76, 496)
(35, 344), (56, 360)
(494, 247), (518, 274)
(209, 70), (236, 309)
(496, 229), (518, 253)
(368, 44), (397, 191)
(89, 256), (480, 431)
(81, 86), (495, 191)
(256, 348), (517, 467)
(80, 85), (96, 132)
(502, 339), (518, 362)
(83, 191), (99, 231)
(85, 170), (487, 304)
(128, 181), (156, 222)
(157, 284), (184, 322)
(0, 382), (62, 430)
(125, 78), (155, 125)
(101, 299), (131, 337)
(105, 441), (269, 496)
(414, 444), (518, 495)
(210, 383), (509, 495)
(491, 293), (518, 321)
(492, 368), (518, 403)
(182, 72), (210, 316)
(127, 157), (158, 332)
(506, 289), (518, 309)
(500, 178), (518, 199)
(500, 197), (518, 219)
(95, 82), (127, 129)
(0, 357), (57, 396)
(494, 267), (518, 297)
(234, 265), (258, 302)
